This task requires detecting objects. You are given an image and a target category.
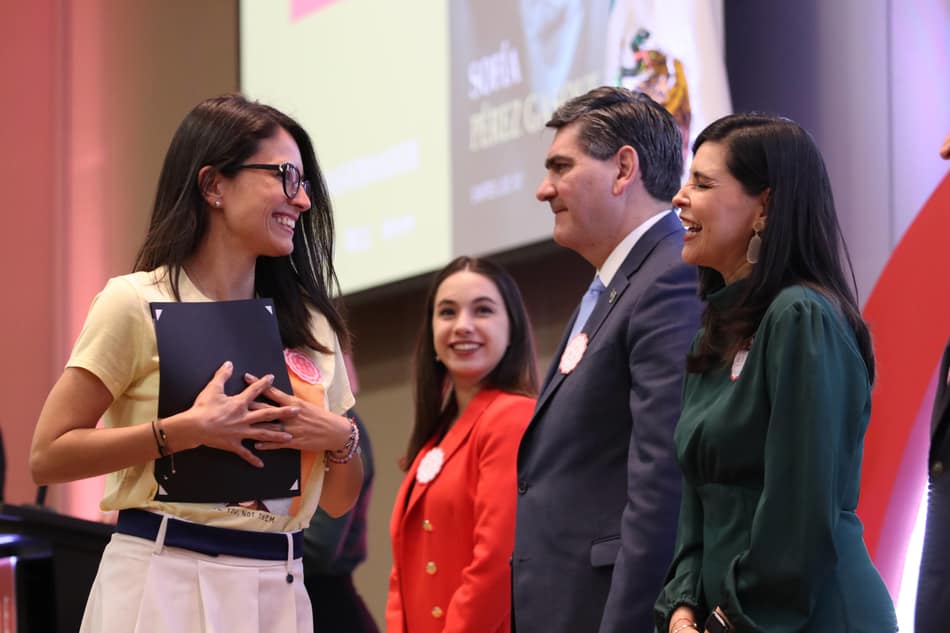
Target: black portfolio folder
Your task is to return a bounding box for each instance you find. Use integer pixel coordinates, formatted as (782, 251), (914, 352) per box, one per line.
(150, 299), (300, 503)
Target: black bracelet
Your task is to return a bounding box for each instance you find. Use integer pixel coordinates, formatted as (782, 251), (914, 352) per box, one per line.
(151, 419), (175, 474)
(150, 420), (167, 457)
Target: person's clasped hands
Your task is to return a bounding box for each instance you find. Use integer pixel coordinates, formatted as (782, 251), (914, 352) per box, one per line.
(176, 360), (297, 468)
(244, 371), (353, 454)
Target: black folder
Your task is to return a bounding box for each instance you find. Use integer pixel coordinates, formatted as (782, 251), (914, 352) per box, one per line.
(150, 299), (300, 503)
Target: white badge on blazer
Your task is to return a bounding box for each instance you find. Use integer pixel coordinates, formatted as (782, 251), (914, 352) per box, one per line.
(416, 447), (444, 484)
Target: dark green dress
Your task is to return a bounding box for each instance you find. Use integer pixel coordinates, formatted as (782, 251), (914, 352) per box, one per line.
(654, 284), (897, 632)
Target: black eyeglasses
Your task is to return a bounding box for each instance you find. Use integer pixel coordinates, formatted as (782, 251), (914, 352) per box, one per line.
(236, 162), (312, 206)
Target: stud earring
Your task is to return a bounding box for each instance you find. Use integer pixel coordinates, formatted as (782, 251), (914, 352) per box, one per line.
(214, 199), (222, 208)
(746, 218), (765, 264)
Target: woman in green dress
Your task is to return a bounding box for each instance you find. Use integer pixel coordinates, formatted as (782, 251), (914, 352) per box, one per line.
(653, 114), (897, 633)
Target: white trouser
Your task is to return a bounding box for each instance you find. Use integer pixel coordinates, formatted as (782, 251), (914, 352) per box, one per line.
(80, 517), (312, 633)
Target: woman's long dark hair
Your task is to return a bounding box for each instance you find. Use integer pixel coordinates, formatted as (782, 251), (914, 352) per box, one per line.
(133, 94), (346, 352)
(687, 113), (874, 382)
(402, 257), (539, 470)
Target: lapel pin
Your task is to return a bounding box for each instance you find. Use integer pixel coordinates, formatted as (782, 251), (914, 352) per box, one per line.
(730, 338), (755, 382)
(284, 348), (321, 384)
(559, 333), (588, 374)
(608, 289), (617, 304)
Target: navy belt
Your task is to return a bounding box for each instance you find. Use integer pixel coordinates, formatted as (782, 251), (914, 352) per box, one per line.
(116, 509), (302, 561)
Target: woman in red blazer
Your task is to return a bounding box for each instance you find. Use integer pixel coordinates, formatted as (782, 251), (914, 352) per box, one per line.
(387, 256), (539, 633)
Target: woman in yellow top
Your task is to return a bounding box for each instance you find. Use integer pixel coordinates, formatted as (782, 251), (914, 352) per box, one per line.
(30, 94), (362, 633)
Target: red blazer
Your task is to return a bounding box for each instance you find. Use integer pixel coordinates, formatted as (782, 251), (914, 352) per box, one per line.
(386, 389), (535, 633)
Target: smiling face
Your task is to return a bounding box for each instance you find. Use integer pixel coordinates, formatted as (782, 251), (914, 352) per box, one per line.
(432, 270), (511, 394)
(215, 126), (312, 260)
(675, 140), (767, 282)
(536, 122), (629, 267)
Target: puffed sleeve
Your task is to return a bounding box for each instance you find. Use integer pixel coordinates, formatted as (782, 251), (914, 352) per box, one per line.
(718, 293), (868, 632)
(324, 329), (354, 414)
(655, 334), (706, 631)
(305, 306), (354, 414)
(443, 395), (534, 633)
(654, 474), (706, 631)
(67, 276), (150, 400)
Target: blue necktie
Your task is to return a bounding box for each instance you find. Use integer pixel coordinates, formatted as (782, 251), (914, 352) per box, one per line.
(567, 276), (606, 341)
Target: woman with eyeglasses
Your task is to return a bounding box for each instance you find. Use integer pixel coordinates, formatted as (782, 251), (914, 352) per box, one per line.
(29, 94), (361, 633)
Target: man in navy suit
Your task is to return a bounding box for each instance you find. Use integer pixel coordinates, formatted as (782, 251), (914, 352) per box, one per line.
(512, 87), (701, 633)
(917, 339), (950, 632)
(916, 135), (950, 632)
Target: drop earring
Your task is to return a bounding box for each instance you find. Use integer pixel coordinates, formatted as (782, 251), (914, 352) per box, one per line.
(746, 218), (765, 264)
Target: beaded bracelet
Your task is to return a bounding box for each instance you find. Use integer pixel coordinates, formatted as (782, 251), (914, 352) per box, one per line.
(325, 419), (360, 464)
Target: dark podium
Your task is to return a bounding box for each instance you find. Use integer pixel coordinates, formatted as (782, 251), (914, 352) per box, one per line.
(0, 503), (111, 632)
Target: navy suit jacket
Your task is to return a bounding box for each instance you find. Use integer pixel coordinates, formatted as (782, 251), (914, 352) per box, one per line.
(512, 211), (701, 633)
(916, 338), (950, 631)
